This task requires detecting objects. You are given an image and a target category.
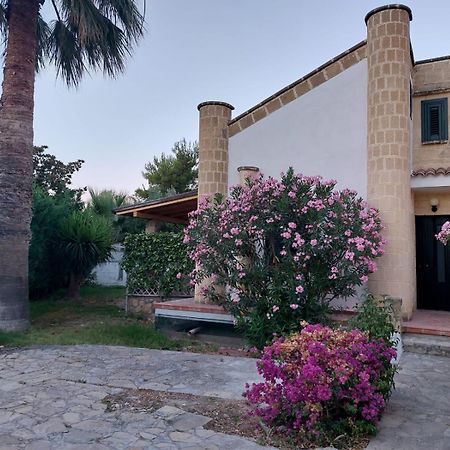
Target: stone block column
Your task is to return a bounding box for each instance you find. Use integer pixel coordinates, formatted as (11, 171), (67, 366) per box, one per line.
(365, 5), (416, 319)
(197, 101), (234, 198)
(195, 101), (234, 302)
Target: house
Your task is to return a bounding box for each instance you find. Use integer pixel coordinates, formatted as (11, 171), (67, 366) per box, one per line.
(116, 4), (450, 326)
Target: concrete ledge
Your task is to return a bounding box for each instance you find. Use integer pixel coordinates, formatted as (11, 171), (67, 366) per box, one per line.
(155, 308), (234, 324)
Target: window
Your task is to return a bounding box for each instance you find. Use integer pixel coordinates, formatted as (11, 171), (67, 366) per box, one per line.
(421, 98), (448, 143)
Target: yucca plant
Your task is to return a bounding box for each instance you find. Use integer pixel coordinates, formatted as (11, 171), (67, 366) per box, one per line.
(0, 0), (145, 330)
(59, 210), (113, 299)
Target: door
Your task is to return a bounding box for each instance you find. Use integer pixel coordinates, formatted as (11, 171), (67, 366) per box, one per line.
(416, 216), (450, 311)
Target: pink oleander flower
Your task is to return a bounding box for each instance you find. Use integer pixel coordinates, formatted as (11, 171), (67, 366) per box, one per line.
(437, 221), (450, 244)
(290, 303), (299, 310)
(176, 272), (182, 279)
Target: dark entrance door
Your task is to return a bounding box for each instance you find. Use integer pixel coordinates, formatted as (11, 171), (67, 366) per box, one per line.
(416, 216), (450, 311)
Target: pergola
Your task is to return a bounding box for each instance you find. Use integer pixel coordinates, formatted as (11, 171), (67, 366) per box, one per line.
(114, 190), (198, 226)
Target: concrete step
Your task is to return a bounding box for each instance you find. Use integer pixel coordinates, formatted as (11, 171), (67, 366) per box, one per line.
(402, 333), (450, 357)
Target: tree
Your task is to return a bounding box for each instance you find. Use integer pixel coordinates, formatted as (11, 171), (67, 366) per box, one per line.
(0, 1), (144, 331)
(33, 145), (85, 200)
(30, 146), (84, 298)
(59, 210), (113, 299)
(185, 169), (385, 348)
(87, 188), (145, 241)
(138, 139), (198, 198)
(29, 189), (78, 298)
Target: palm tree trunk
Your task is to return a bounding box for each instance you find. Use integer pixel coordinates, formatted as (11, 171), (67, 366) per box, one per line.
(0, 0), (39, 331)
(67, 272), (82, 300)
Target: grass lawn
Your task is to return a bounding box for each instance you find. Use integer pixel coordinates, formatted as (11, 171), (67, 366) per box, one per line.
(0, 286), (191, 350)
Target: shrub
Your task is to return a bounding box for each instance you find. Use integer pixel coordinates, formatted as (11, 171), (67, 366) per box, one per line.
(29, 189), (81, 298)
(348, 294), (397, 349)
(185, 169), (385, 348)
(244, 324), (397, 446)
(59, 210), (114, 298)
(122, 232), (194, 298)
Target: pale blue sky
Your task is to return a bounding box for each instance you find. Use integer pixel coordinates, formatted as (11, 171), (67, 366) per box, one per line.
(33, 1), (450, 194)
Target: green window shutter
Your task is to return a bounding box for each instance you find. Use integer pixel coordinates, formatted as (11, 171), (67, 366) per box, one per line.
(421, 98), (448, 142)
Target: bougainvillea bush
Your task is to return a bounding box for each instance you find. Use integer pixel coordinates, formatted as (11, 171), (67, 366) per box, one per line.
(184, 168), (385, 348)
(244, 324), (397, 446)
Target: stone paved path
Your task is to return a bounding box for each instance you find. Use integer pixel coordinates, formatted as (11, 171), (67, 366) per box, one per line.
(366, 352), (450, 450)
(0, 346), (273, 450)
(1, 346), (449, 449)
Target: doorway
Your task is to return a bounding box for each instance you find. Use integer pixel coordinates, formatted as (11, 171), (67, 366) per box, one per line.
(416, 215), (450, 311)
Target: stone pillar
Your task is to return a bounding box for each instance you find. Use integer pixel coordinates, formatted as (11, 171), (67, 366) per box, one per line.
(145, 220), (160, 234)
(238, 166), (260, 185)
(195, 101), (234, 302)
(197, 101), (234, 198)
(365, 5), (416, 319)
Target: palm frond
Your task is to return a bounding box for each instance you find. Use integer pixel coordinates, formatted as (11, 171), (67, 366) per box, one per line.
(52, 0), (144, 85)
(36, 14), (51, 72)
(83, 15), (129, 77)
(0, 0), (7, 58)
(48, 19), (85, 86)
(95, 0), (144, 42)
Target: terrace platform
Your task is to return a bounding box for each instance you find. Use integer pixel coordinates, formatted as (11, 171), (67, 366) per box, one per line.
(154, 298), (234, 324)
(402, 309), (450, 337)
(154, 299), (450, 338)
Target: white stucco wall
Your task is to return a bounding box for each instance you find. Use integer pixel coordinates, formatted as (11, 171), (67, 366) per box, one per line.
(92, 244), (127, 287)
(228, 60), (368, 197)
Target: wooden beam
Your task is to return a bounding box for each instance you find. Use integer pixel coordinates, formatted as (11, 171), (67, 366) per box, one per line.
(132, 211), (188, 225)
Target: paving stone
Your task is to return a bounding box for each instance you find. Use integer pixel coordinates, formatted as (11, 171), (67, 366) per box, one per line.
(24, 442), (51, 450)
(73, 419), (115, 434)
(64, 429), (102, 444)
(169, 431), (200, 443)
(155, 405), (185, 418)
(195, 428), (216, 438)
(169, 412), (212, 431)
(33, 418), (67, 435)
(62, 412), (81, 425)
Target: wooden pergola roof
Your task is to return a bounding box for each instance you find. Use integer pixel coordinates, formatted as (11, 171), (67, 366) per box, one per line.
(114, 190), (198, 225)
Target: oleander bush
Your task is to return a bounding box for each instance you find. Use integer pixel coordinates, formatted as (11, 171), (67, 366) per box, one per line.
(244, 323), (397, 447)
(184, 168), (385, 348)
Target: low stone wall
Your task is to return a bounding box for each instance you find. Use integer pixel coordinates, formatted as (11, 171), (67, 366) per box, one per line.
(126, 296), (161, 320)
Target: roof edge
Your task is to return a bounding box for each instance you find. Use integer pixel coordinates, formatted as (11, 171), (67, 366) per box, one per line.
(228, 40), (366, 131)
(411, 168), (450, 177)
(415, 55), (450, 66)
(114, 190), (198, 214)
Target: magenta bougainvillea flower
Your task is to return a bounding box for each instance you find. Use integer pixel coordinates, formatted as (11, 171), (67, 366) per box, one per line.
(244, 324), (397, 439)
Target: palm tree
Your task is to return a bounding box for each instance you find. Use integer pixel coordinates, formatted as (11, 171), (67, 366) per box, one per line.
(59, 210), (113, 299)
(0, 0), (144, 331)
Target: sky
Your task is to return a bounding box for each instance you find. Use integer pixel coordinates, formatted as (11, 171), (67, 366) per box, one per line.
(33, 0), (450, 195)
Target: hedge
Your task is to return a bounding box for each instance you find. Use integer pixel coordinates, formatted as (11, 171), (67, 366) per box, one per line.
(122, 232), (194, 298)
